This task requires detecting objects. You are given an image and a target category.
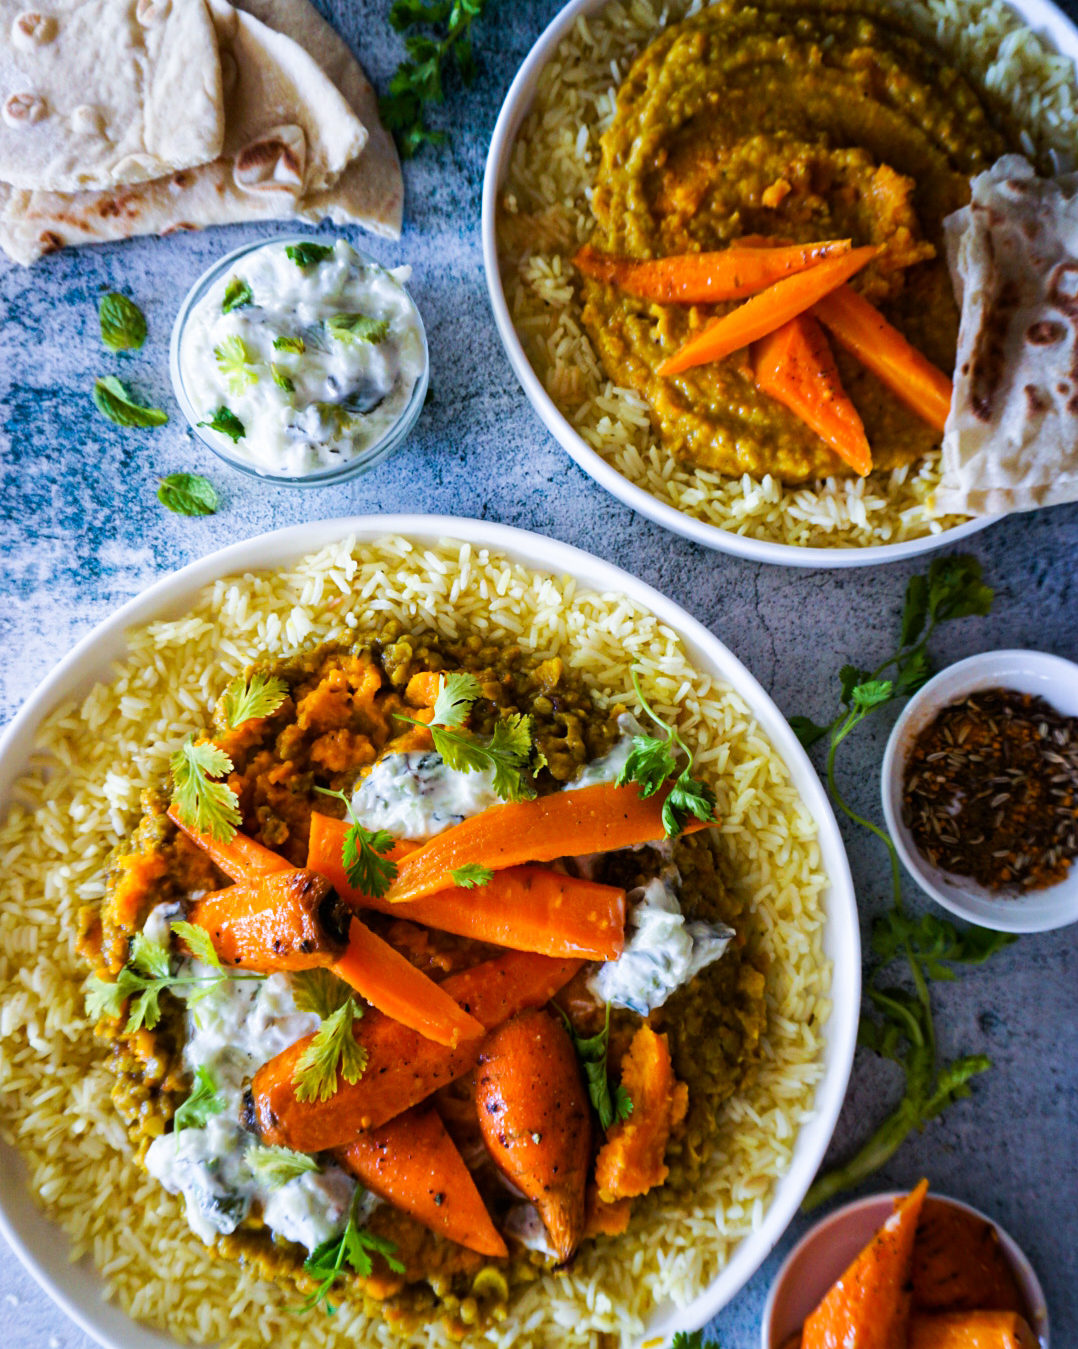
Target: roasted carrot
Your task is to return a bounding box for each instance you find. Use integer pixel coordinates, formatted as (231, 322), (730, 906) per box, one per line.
(802, 1178), (929, 1349)
(908, 1311), (1038, 1349)
(814, 285), (953, 432)
(167, 804), (292, 882)
(187, 870), (351, 972)
(475, 1008), (591, 1262)
(383, 783), (714, 906)
(246, 951), (583, 1152)
(307, 813), (625, 959)
(913, 1199), (1028, 1314)
(573, 238), (852, 304)
(753, 315), (873, 476)
(335, 1105), (508, 1259)
(657, 245), (878, 377)
(594, 1025), (688, 1202)
(333, 917), (484, 1048)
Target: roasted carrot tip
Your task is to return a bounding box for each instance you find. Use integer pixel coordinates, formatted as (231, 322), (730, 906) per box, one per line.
(168, 803), (293, 883)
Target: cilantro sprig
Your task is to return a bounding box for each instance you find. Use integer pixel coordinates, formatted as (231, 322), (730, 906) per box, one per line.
(295, 1186), (404, 1314)
(292, 998), (368, 1105)
(173, 1065), (224, 1134)
(796, 557), (1014, 1212)
(558, 1004), (633, 1133)
(170, 736), (241, 844)
(617, 669), (716, 837)
(222, 671), (289, 729)
(314, 788), (398, 898)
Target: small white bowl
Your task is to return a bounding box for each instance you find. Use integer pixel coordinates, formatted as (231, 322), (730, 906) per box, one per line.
(762, 1191), (1050, 1348)
(881, 650), (1078, 934)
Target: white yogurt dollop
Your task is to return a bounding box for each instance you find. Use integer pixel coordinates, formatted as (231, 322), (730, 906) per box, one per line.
(179, 239), (426, 477)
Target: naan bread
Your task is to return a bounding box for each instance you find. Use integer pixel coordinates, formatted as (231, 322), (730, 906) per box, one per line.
(937, 155), (1078, 516)
(0, 0), (224, 192)
(0, 0), (366, 263)
(237, 0), (402, 238)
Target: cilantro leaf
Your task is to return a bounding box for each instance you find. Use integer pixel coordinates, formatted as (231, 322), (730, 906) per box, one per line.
(839, 663), (870, 706)
(326, 313), (390, 346)
(92, 376), (168, 428)
(871, 911), (1014, 981)
(214, 335), (258, 393)
(174, 1065), (224, 1133)
(850, 679), (893, 711)
(273, 334), (306, 354)
(432, 671), (482, 728)
(198, 406), (246, 443)
(426, 713), (536, 803)
(620, 735), (679, 798)
(157, 472), (219, 517)
(894, 646), (933, 696)
(222, 671), (288, 728)
(98, 292), (147, 351)
(85, 972), (130, 1021)
(247, 1144), (320, 1187)
(671, 1332), (721, 1349)
(221, 276), (253, 314)
(926, 555), (994, 625)
(292, 969), (354, 1020)
(901, 573), (929, 646)
(616, 669), (714, 836)
(292, 998), (368, 1104)
(169, 736), (240, 844)
(662, 766), (717, 837)
(286, 242), (335, 268)
(130, 932), (171, 979)
(171, 920), (221, 969)
(559, 1004), (630, 1132)
(271, 363), (295, 392)
(451, 863), (493, 889)
(789, 715), (830, 749)
(296, 1187), (404, 1314)
(313, 787), (398, 898)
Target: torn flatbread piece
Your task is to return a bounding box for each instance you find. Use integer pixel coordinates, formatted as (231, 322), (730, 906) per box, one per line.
(0, 0), (366, 264)
(0, 0), (224, 192)
(237, 0), (402, 238)
(937, 155), (1078, 515)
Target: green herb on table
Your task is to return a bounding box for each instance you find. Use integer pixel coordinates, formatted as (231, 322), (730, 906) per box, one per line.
(295, 1186), (404, 1314)
(670, 1332), (721, 1349)
(292, 997), (368, 1104)
(221, 275), (254, 314)
(273, 334), (306, 354)
(451, 863), (494, 889)
(92, 375), (168, 428)
(381, 0), (490, 158)
(247, 1144), (321, 1187)
(173, 1064), (225, 1134)
(617, 668), (716, 837)
(157, 472), (219, 517)
(214, 335), (258, 393)
(286, 242), (335, 268)
(313, 787), (398, 898)
(558, 1003), (633, 1133)
(198, 405), (246, 443)
(795, 556), (1015, 1212)
(170, 735), (241, 843)
(222, 671), (288, 728)
(326, 313), (390, 346)
(98, 292), (147, 351)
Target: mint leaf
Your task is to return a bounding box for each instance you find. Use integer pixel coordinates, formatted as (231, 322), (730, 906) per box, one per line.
(286, 242), (335, 268)
(157, 472), (219, 517)
(92, 376), (167, 428)
(273, 334), (305, 354)
(327, 313), (390, 346)
(98, 293), (147, 351)
(198, 406), (245, 444)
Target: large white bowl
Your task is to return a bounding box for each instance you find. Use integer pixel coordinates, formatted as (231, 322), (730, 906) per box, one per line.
(481, 0), (1078, 568)
(0, 516), (859, 1347)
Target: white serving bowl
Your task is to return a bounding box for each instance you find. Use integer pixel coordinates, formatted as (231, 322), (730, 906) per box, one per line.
(881, 650), (1078, 934)
(480, 0), (1078, 568)
(762, 1190), (1050, 1348)
(0, 516), (859, 1348)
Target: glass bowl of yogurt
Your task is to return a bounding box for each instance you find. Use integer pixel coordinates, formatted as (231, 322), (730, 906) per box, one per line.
(170, 236), (429, 485)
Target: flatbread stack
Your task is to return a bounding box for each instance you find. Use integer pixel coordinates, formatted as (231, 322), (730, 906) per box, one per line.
(938, 155), (1078, 516)
(0, 0), (402, 266)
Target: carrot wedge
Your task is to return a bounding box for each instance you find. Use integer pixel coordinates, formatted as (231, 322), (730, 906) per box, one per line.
(333, 917), (484, 1049)
(336, 1106), (508, 1259)
(307, 813), (625, 960)
(802, 1178), (929, 1349)
(908, 1311), (1038, 1349)
(753, 315), (872, 476)
(657, 245), (878, 376)
(573, 239), (852, 304)
(814, 285), (953, 432)
(383, 783), (714, 906)
(246, 951), (584, 1152)
(187, 870), (351, 972)
(167, 804), (292, 882)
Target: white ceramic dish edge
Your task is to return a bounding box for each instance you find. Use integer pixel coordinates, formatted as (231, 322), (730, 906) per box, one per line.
(480, 0), (1078, 568)
(0, 515), (860, 1347)
(881, 649), (1078, 933)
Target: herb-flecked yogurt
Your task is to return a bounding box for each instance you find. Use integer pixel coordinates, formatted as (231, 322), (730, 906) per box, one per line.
(176, 239), (426, 478)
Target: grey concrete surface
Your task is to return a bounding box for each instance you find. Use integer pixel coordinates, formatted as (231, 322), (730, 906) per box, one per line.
(1, 2), (1076, 1346)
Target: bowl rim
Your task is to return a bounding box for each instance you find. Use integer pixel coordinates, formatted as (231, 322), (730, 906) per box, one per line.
(880, 648), (1078, 934)
(168, 234), (430, 487)
(479, 0), (1078, 568)
(0, 514), (859, 1348)
(760, 1188), (1051, 1348)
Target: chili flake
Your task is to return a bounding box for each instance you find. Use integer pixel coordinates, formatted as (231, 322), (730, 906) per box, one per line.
(901, 688), (1078, 894)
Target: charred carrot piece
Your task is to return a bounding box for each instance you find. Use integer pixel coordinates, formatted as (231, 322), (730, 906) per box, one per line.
(573, 238), (852, 304)
(753, 315), (873, 476)
(475, 1008), (591, 1262)
(908, 1311), (1038, 1349)
(802, 1178), (929, 1349)
(333, 918), (484, 1048)
(383, 784), (714, 907)
(912, 1198), (1028, 1314)
(307, 813), (626, 960)
(245, 951), (584, 1153)
(594, 1025), (688, 1202)
(187, 870), (351, 972)
(335, 1105), (508, 1259)
(657, 245), (878, 376)
(167, 804), (292, 882)
(814, 285), (953, 432)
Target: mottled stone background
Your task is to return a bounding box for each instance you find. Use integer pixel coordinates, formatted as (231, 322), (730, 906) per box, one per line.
(1, 2), (1076, 1345)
